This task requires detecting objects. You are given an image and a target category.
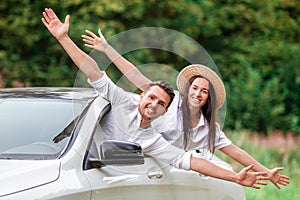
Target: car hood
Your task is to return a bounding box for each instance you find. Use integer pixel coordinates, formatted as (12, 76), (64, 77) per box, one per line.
(0, 159), (60, 197)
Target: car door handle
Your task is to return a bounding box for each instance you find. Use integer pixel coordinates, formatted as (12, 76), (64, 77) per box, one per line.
(147, 168), (163, 179)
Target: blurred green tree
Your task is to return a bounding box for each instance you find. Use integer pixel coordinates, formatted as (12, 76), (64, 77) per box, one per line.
(0, 0), (299, 134)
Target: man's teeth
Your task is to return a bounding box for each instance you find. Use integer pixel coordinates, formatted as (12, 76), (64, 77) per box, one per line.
(147, 107), (155, 114)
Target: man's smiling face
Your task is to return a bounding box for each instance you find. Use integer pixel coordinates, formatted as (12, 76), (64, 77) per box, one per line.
(138, 85), (170, 122)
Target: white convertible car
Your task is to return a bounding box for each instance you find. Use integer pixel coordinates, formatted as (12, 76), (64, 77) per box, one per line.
(0, 87), (245, 200)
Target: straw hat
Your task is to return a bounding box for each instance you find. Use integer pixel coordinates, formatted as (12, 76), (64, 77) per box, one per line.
(176, 64), (226, 108)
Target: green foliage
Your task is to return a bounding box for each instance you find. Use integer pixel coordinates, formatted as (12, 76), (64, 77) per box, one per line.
(216, 131), (300, 200)
(201, 0), (300, 135)
(226, 66), (292, 134)
(0, 0), (299, 134)
(216, 130), (300, 200)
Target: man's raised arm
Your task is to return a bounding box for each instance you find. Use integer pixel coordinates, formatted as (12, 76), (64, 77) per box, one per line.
(41, 8), (102, 82)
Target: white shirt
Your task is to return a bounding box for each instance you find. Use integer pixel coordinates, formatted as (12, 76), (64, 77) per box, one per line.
(152, 91), (232, 150)
(88, 73), (192, 170)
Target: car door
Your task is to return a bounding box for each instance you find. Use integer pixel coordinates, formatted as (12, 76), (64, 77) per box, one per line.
(83, 110), (172, 200)
(82, 103), (244, 200)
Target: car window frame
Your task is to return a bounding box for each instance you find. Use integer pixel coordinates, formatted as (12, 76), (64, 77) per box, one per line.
(83, 103), (111, 170)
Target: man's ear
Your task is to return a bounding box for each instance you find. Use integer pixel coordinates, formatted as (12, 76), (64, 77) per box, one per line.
(159, 108), (168, 117)
(140, 92), (144, 100)
(163, 108), (168, 114)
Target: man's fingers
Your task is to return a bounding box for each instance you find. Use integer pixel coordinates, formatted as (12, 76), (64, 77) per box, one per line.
(42, 8), (65, 25)
(252, 181), (268, 189)
(41, 18), (48, 27)
(244, 164), (254, 171)
(45, 8), (56, 20)
(256, 181), (268, 185)
(42, 12), (50, 23)
(48, 8), (60, 20)
(258, 176), (269, 181)
(255, 172), (268, 178)
(64, 15), (70, 25)
(251, 185), (260, 189)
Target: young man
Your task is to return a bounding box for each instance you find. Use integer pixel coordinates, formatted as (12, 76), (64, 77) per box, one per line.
(41, 8), (269, 188)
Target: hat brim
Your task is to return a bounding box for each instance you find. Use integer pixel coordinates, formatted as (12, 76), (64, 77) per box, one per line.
(176, 64), (226, 108)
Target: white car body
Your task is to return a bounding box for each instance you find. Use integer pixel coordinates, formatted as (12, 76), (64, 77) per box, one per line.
(0, 88), (245, 200)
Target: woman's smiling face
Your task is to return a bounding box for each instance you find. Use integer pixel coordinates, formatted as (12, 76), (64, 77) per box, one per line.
(187, 77), (209, 109)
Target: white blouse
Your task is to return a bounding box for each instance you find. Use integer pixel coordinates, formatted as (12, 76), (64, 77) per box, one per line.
(152, 91), (232, 151)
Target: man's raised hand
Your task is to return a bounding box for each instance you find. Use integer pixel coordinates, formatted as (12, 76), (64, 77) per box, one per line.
(41, 8), (70, 41)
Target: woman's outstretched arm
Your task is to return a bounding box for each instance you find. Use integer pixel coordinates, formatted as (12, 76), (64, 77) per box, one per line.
(220, 144), (290, 189)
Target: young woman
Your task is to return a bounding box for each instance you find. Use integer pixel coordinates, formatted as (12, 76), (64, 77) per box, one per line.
(82, 29), (290, 189)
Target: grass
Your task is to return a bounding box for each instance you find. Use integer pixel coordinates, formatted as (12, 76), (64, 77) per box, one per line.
(244, 180), (299, 200)
(215, 130), (300, 200)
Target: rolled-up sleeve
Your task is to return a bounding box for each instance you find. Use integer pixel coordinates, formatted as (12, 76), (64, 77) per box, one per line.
(88, 72), (129, 106)
(141, 134), (192, 170)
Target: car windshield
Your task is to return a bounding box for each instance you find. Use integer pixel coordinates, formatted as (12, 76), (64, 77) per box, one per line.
(0, 98), (86, 160)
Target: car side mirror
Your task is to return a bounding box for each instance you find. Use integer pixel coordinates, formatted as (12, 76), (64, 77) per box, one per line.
(88, 140), (144, 168)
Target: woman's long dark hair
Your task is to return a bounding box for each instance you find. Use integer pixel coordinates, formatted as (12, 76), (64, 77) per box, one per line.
(182, 75), (217, 153)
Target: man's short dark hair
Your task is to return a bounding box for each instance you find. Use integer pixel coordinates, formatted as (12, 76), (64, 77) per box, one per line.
(145, 81), (175, 108)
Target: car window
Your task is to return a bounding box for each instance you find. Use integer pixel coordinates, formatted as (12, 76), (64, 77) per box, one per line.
(0, 99), (85, 159)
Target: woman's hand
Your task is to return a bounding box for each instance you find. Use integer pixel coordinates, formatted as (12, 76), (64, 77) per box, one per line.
(82, 29), (109, 52)
(267, 167), (290, 189)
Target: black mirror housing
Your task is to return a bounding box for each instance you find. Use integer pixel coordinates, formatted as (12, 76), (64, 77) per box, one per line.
(89, 140), (144, 168)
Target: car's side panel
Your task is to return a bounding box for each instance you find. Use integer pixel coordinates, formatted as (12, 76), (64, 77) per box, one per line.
(0, 160), (60, 198)
(0, 150), (91, 200)
(85, 157), (245, 200)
